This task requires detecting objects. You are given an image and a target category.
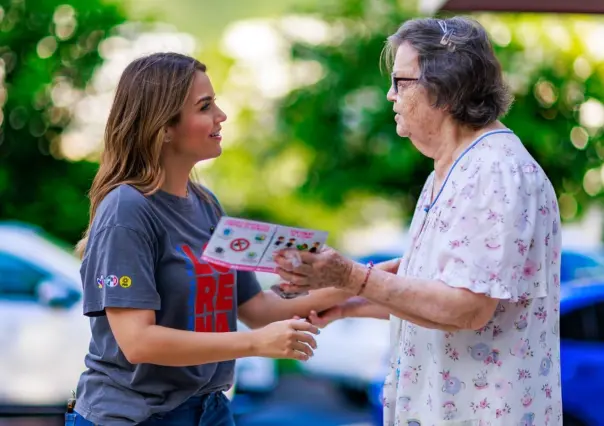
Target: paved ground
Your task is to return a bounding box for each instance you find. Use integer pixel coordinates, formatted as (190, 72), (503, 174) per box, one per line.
(0, 375), (376, 426)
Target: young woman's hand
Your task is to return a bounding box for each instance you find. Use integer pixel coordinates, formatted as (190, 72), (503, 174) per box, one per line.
(306, 297), (373, 328)
(306, 306), (344, 328)
(251, 319), (319, 361)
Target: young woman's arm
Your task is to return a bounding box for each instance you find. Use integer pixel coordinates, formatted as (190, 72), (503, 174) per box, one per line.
(237, 288), (348, 329)
(106, 308), (319, 367)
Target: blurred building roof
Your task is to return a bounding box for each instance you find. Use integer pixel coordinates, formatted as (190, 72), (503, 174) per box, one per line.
(419, 0), (604, 14)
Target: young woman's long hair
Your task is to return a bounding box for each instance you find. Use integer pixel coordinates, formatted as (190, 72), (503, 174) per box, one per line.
(76, 52), (212, 257)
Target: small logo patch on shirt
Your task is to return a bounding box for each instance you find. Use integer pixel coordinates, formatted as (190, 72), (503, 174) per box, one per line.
(119, 276), (132, 288)
(96, 275), (104, 289)
(106, 275), (119, 287)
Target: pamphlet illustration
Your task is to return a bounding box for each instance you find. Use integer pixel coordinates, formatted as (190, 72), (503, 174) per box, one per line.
(201, 216), (329, 273)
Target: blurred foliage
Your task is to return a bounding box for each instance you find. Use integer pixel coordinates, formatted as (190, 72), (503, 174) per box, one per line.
(122, 0), (319, 46)
(274, 1), (431, 220)
(2, 0), (604, 248)
(0, 0), (125, 244)
(244, 0), (604, 230)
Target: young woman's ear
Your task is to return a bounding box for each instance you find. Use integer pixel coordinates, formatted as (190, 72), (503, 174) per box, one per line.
(164, 128), (173, 143)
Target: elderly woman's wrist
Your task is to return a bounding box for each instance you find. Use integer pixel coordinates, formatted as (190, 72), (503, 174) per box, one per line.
(347, 262), (370, 294)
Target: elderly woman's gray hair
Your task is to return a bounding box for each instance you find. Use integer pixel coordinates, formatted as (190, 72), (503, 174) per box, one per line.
(384, 17), (513, 129)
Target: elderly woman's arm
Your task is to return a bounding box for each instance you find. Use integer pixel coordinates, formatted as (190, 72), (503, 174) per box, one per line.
(345, 265), (498, 330)
(315, 296), (460, 332)
(274, 249), (497, 331)
(291, 257), (458, 330)
(274, 245), (499, 330)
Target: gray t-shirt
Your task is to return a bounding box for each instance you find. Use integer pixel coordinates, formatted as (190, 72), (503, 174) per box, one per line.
(74, 184), (261, 425)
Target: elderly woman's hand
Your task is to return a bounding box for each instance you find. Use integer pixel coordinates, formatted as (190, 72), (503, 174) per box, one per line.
(273, 247), (357, 292)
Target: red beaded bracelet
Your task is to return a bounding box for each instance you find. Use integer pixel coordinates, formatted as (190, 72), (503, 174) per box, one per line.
(357, 261), (374, 296)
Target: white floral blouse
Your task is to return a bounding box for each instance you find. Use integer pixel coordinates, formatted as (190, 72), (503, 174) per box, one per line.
(384, 129), (562, 426)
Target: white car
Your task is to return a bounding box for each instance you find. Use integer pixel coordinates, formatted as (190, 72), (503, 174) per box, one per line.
(300, 316), (390, 403)
(0, 223), (89, 407)
(0, 222), (277, 410)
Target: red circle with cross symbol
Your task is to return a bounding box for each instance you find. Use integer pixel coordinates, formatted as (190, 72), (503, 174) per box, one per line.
(230, 238), (250, 252)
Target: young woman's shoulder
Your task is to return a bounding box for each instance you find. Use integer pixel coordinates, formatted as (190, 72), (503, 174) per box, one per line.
(101, 184), (152, 210)
(93, 184), (157, 234)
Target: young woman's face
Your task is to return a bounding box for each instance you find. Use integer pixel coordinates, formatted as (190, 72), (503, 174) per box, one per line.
(165, 71), (227, 162)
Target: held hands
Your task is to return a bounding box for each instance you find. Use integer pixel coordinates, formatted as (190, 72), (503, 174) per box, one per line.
(306, 307), (344, 328)
(305, 297), (369, 328)
(251, 319), (319, 361)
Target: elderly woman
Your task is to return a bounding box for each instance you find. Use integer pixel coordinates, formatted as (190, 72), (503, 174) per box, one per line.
(274, 17), (562, 426)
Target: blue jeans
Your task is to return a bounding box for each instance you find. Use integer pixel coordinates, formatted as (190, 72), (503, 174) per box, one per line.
(65, 392), (235, 426)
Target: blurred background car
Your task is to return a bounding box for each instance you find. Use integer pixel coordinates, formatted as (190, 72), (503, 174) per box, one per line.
(558, 277), (604, 426)
(561, 250), (604, 283)
(0, 222), (88, 410)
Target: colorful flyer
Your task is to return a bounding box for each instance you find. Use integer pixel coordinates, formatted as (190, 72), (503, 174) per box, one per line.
(256, 225), (328, 271)
(201, 216), (329, 273)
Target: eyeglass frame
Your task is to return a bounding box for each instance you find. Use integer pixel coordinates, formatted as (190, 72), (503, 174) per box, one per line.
(391, 75), (419, 94)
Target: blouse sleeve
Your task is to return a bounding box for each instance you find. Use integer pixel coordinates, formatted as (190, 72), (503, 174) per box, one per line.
(434, 160), (556, 301)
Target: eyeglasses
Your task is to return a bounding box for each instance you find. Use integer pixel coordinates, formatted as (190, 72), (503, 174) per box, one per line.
(392, 76), (419, 94)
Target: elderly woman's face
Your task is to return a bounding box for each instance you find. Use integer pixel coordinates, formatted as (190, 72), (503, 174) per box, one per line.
(387, 42), (446, 154)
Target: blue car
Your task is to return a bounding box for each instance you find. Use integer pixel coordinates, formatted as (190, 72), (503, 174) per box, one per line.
(558, 278), (604, 425)
(560, 249), (604, 283)
(367, 276), (604, 426)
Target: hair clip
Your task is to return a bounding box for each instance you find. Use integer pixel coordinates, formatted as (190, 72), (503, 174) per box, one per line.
(437, 20), (456, 52)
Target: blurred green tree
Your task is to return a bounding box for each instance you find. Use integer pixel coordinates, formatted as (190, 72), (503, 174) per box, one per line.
(264, 0), (604, 226)
(0, 0), (125, 243)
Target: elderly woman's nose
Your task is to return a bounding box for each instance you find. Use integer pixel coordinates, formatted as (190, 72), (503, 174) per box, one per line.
(387, 86), (397, 102)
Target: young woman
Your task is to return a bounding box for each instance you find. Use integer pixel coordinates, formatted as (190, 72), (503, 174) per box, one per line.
(68, 52), (347, 426)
